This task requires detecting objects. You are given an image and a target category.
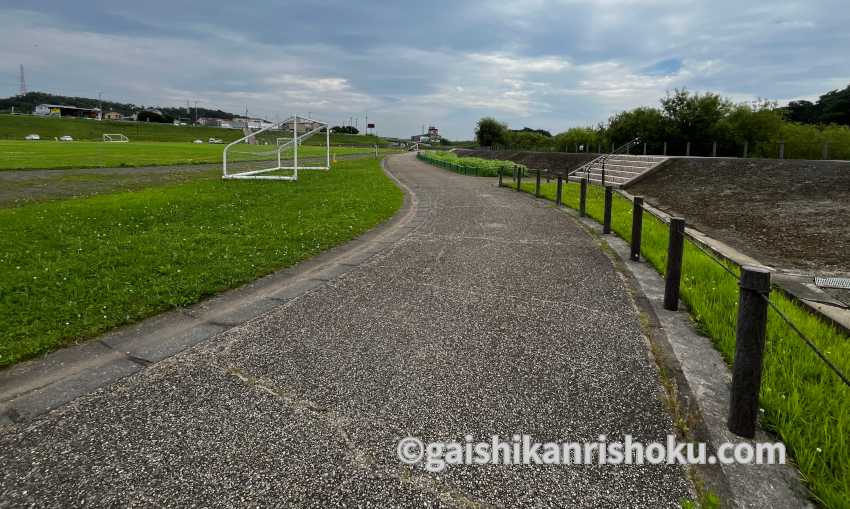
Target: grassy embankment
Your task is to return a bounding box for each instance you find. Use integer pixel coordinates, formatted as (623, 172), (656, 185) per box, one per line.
(0, 114), (387, 145)
(494, 176), (850, 509)
(0, 158), (403, 368)
(0, 140), (397, 170)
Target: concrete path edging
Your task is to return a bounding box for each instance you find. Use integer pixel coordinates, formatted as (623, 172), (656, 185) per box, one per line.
(0, 158), (422, 424)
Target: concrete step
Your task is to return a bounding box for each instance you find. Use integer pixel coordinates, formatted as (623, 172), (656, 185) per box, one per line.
(575, 171), (638, 182)
(602, 162), (657, 171)
(571, 173), (630, 184)
(570, 155), (668, 187)
(568, 175), (625, 187)
(608, 154), (667, 163)
(578, 166), (642, 177)
(589, 169), (642, 179)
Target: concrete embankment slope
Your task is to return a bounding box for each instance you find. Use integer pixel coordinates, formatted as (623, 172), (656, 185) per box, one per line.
(626, 157), (850, 280)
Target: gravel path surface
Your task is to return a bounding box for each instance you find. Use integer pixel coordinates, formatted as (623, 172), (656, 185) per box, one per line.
(0, 153), (689, 507)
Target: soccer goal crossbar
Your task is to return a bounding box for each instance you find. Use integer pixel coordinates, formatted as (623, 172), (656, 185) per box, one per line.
(222, 115), (330, 181)
(103, 133), (129, 142)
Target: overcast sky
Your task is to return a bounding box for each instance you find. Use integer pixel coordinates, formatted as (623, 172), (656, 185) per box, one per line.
(2, 1), (849, 139)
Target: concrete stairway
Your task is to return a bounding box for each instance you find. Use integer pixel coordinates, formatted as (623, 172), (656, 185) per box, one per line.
(568, 154), (667, 187)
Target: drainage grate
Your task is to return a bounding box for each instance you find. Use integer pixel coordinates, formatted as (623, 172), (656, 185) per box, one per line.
(815, 276), (850, 290)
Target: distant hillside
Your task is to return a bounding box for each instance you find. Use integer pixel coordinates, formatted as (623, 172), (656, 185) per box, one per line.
(0, 91), (237, 121)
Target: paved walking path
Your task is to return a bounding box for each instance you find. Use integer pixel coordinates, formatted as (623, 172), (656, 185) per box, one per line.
(0, 153), (689, 507)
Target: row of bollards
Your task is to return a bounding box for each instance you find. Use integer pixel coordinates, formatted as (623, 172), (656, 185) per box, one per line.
(495, 165), (768, 438)
(495, 169), (768, 438)
(574, 180), (771, 440)
(614, 189), (770, 439)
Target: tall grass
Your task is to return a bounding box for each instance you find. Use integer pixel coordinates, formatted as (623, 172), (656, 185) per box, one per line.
(508, 178), (850, 508)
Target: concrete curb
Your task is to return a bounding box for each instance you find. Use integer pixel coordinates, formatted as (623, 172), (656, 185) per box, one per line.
(0, 155), (420, 424)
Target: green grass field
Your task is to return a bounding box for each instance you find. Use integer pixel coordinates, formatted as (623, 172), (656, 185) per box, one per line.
(0, 158), (403, 368)
(501, 177), (850, 508)
(0, 114), (387, 145)
(0, 140), (391, 170)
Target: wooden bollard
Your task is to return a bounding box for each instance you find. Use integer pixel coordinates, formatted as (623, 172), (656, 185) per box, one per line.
(630, 196), (644, 261)
(556, 176), (563, 206)
(728, 267), (771, 438)
(663, 218), (686, 311)
(579, 178), (588, 217)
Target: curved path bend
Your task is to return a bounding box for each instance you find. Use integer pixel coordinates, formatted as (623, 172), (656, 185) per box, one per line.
(0, 153), (689, 507)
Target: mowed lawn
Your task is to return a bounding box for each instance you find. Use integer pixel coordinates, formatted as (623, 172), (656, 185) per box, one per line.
(0, 158), (403, 367)
(0, 140), (380, 170)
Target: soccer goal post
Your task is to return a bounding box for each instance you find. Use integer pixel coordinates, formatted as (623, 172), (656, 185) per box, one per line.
(103, 133), (129, 142)
(222, 115), (330, 181)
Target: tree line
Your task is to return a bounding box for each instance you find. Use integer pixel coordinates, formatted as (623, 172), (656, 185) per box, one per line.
(475, 85), (850, 159)
(0, 92), (243, 123)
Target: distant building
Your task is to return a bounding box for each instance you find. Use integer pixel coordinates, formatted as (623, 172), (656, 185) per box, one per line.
(34, 104), (101, 119)
(410, 126), (440, 143)
(232, 117), (275, 130)
(196, 117), (225, 127)
(103, 111), (122, 121)
(280, 118), (322, 133)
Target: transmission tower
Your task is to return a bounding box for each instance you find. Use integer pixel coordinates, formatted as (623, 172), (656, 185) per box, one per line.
(18, 65), (27, 96)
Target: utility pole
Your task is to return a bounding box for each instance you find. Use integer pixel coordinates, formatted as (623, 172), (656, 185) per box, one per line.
(98, 92), (102, 120)
(194, 101), (198, 124)
(18, 65), (27, 96)
(365, 112), (368, 135)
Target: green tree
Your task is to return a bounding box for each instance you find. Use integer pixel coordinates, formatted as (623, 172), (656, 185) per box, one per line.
(552, 127), (602, 152)
(505, 130), (552, 150)
(817, 85), (850, 125)
(721, 101), (783, 145)
(661, 89), (732, 142)
(475, 117), (507, 147)
(604, 107), (671, 146)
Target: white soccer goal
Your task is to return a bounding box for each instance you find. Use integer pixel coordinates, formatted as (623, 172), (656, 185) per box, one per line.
(102, 133), (129, 142)
(222, 115), (330, 181)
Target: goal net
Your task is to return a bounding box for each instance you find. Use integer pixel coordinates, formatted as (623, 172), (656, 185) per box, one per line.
(222, 115), (330, 181)
(103, 133), (129, 142)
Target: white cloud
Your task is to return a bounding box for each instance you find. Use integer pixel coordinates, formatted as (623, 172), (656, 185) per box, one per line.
(2, 1), (850, 140)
